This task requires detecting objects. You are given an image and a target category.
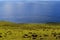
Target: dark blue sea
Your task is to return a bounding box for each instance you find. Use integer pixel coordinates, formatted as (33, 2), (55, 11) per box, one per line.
(0, 1), (60, 23)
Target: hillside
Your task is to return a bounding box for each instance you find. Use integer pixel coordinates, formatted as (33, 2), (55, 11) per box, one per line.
(0, 21), (60, 40)
(0, 21), (59, 29)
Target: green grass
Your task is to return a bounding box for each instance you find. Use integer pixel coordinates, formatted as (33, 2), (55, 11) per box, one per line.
(0, 21), (60, 40)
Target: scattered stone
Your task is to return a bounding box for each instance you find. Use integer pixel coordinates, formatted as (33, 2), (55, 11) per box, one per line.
(23, 34), (29, 38)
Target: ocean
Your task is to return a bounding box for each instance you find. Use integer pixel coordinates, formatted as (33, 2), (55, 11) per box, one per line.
(0, 1), (60, 23)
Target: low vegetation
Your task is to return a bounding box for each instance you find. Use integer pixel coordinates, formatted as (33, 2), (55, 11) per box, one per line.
(0, 21), (60, 40)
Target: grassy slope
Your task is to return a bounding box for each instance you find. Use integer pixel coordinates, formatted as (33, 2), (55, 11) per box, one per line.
(0, 21), (60, 29)
(0, 21), (60, 40)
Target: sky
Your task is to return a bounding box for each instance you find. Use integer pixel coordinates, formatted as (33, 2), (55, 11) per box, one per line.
(0, 1), (60, 23)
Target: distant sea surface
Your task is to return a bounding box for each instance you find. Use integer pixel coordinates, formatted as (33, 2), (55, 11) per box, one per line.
(0, 1), (60, 23)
